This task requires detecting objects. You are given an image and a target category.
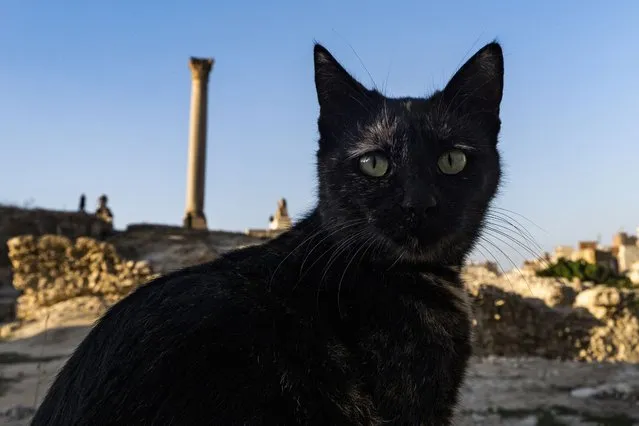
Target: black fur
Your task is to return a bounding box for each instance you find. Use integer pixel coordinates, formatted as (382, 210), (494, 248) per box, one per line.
(32, 41), (504, 426)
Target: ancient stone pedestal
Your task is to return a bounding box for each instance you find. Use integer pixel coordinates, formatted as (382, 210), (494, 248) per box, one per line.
(270, 198), (292, 231)
(244, 198), (293, 238)
(183, 57), (214, 230)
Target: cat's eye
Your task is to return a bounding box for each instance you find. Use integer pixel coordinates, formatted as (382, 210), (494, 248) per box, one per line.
(358, 152), (389, 178)
(437, 150), (467, 175)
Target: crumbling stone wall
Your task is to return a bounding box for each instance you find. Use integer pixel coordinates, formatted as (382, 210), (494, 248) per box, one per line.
(463, 266), (577, 307)
(0, 206), (110, 286)
(470, 284), (598, 359)
(469, 275), (639, 362)
(573, 286), (639, 362)
(7, 235), (157, 320)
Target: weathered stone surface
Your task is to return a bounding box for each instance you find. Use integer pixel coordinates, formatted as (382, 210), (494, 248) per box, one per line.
(464, 267), (577, 307)
(0, 205), (110, 270)
(470, 284), (598, 359)
(468, 269), (639, 363)
(573, 285), (639, 362)
(7, 235), (158, 320)
(2, 225), (265, 322)
(455, 356), (639, 425)
(575, 286), (625, 309)
(109, 224), (263, 274)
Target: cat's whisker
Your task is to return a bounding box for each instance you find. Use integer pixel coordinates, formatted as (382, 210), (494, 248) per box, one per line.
(485, 214), (543, 256)
(386, 250), (406, 271)
(492, 206), (547, 233)
(483, 206), (553, 273)
(320, 229), (370, 285)
(337, 233), (377, 317)
(485, 209), (545, 252)
(478, 236), (536, 298)
(270, 218), (366, 289)
(314, 229), (370, 313)
(297, 220), (369, 284)
(482, 226), (550, 277)
(482, 223), (544, 263)
(334, 31), (378, 91)
(474, 240), (516, 287)
(356, 235), (379, 271)
(299, 218), (368, 275)
(485, 224), (552, 273)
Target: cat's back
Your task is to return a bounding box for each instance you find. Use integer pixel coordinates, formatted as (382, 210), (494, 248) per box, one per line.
(32, 243), (297, 425)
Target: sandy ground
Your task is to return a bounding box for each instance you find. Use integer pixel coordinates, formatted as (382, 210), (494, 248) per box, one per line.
(0, 314), (637, 426)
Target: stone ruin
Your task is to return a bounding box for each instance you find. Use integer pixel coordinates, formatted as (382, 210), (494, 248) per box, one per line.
(7, 235), (158, 321)
(183, 57), (214, 231)
(246, 197), (293, 238)
(269, 198), (292, 231)
(3, 232), (639, 363)
(464, 265), (639, 362)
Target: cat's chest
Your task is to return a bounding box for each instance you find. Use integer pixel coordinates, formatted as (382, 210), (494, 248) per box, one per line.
(357, 295), (455, 366)
(338, 278), (471, 415)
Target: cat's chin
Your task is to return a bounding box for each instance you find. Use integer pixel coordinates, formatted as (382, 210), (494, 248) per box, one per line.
(382, 233), (455, 265)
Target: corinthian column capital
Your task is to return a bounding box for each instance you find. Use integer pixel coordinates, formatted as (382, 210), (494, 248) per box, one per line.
(189, 57), (214, 82)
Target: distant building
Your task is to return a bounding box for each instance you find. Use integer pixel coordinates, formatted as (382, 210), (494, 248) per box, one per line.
(526, 228), (639, 276)
(570, 241), (617, 273)
(629, 261), (639, 284)
(618, 244), (639, 273)
(613, 232), (638, 248)
(552, 245), (575, 263)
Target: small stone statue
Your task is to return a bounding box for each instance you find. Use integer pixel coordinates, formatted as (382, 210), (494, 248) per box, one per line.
(95, 195), (114, 240)
(270, 198), (292, 230)
(95, 195), (114, 225)
(78, 194), (86, 213)
(276, 198), (289, 219)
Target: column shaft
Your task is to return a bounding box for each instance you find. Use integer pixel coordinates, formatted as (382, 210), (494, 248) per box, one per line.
(184, 57), (214, 230)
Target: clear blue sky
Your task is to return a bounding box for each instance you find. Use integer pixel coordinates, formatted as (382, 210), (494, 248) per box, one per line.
(1, 1), (638, 267)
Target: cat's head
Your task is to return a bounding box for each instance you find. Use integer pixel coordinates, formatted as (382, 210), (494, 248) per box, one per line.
(313, 42), (504, 266)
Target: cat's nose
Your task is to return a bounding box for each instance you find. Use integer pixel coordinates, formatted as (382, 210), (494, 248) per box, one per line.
(401, 193), (437, 213)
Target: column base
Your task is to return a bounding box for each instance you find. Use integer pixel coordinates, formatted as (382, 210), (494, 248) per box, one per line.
(183, 211), (207, 230)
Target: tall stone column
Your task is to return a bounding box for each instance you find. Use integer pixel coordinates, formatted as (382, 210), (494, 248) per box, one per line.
(184, 57), (214, 230)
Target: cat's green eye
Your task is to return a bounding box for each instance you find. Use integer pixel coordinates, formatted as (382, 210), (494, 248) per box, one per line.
(358, 152), (389, 178)
(437, 150), (467, 175)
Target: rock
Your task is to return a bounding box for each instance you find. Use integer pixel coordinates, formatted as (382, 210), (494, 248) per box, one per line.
(464, 265), (639, 363)
(463, 265), (577, 307)
(575, 286), (623, 308)
(469, 284), (597, 359)
(571, 382), (635, 399)
(7, 235), (159, 320)
(1, 405), (36, 421)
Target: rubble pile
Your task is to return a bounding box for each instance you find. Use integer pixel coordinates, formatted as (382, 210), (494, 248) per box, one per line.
(7, 235), (158, 320)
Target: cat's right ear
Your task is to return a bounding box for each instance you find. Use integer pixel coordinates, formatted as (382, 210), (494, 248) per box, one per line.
(313, 43), (370, 116)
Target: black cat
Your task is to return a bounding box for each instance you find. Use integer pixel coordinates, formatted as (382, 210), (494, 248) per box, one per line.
(32, 41), (504, 426)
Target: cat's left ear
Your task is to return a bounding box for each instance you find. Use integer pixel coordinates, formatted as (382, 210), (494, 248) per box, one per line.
(442, 41), (504, 117)
(313, 43), (371, 115)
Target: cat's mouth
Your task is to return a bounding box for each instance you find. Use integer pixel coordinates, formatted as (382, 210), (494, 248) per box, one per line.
(383, 225), (449, 258)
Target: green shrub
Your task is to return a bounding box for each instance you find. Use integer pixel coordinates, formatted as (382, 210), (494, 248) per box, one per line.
(536, 258), (632, 288)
